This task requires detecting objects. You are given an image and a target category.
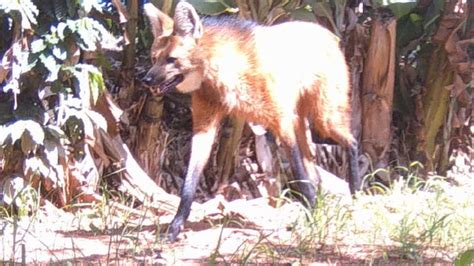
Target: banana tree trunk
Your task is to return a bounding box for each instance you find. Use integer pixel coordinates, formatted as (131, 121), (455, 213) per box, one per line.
(134, 95), (164, 181)
(416, 50), (453, 171)
(361, 9), (397, 179)
(415, 0), (471, 174)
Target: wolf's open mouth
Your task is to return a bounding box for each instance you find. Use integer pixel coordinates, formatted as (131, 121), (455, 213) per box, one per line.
(159, 74), (184, 93)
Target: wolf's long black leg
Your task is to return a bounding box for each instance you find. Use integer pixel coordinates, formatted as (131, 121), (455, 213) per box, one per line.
(168, 110), (221, 242)
(348, 141), (360, 194)
(286, 143), (317, 207)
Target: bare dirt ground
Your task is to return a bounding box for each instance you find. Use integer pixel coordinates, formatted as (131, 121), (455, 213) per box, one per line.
(0, 195), (454, 265)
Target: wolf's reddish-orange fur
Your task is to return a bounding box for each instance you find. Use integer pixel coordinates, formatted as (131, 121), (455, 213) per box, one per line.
(143, 2), (358, 242)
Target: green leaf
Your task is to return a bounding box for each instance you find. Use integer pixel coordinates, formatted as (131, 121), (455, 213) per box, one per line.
(4, 120), (44, 153)
(31, 39), (46, 53)
(81, 0), (103, 14)
(39, 53), (61, 81)
(89, 70), (105, 104)
(45, 30), (60, 45)
(0, 0), (20, 13)
(52, 45), (67, 61)
(44, 139), (60, 165)
(23, 54), (38, 73)
(455, 249), (474, 266)
(222, 0), (237, 8)
(20, 120), (45, 154)
(65, 17), (119, 51)
(66, 64), (105, 106)
(66, 19), (78, 32)
(387, 2), (417, 19)
(409, 13), (422, 23)
(88, 18), (120, 49)
(76, 19), (97, 50)
(21, 130), (37, 154)
(71, 66), (91, 103)
(396, 12), (423, 48)
(289, 6), (317, 23)
(309, 2), (332, 20)
(64, 114), (84, 143)
(310, 2), (338, 35)
(1, 177), (26, 206)
(24, 156), (51, 179)
(57, 22), (68, 40)
(19, 0), (39, 28)
(66, 0), (77, 17)
(423, 0), (443, 30)
(187, 0), (229, 15)
(7, 120), (28, 144)
(45, 125), (68, 143)
(24, 121), (45, 147)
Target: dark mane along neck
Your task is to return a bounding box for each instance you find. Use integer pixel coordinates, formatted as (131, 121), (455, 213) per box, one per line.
(202, 15), (257, 34)
(199, 16), (257, 52)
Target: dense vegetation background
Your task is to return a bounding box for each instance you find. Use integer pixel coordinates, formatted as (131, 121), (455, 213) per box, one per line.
(0, 0), (472, 263)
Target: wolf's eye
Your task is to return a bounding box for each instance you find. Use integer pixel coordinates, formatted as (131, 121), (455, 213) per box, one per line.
(166, 57), (177, 64)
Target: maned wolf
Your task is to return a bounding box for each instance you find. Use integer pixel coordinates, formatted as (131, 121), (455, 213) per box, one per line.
(143, 2), (360, 242)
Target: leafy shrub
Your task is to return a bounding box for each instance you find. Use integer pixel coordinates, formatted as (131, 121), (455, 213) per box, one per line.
(0, 0), (119, 210)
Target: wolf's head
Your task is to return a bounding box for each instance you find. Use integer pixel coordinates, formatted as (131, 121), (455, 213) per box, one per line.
(142, 2), (204, 94)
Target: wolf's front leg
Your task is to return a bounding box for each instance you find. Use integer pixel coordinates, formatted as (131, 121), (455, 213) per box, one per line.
(168, 127), (218, 241)
(168, 103), (222, 242)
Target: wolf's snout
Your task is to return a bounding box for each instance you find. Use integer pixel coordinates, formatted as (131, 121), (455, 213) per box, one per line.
(141, 74), (156, 86)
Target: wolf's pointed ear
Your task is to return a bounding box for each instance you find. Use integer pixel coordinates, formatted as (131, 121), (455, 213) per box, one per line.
(173, 1), (203, 39)
(144, 3), (174, 38)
